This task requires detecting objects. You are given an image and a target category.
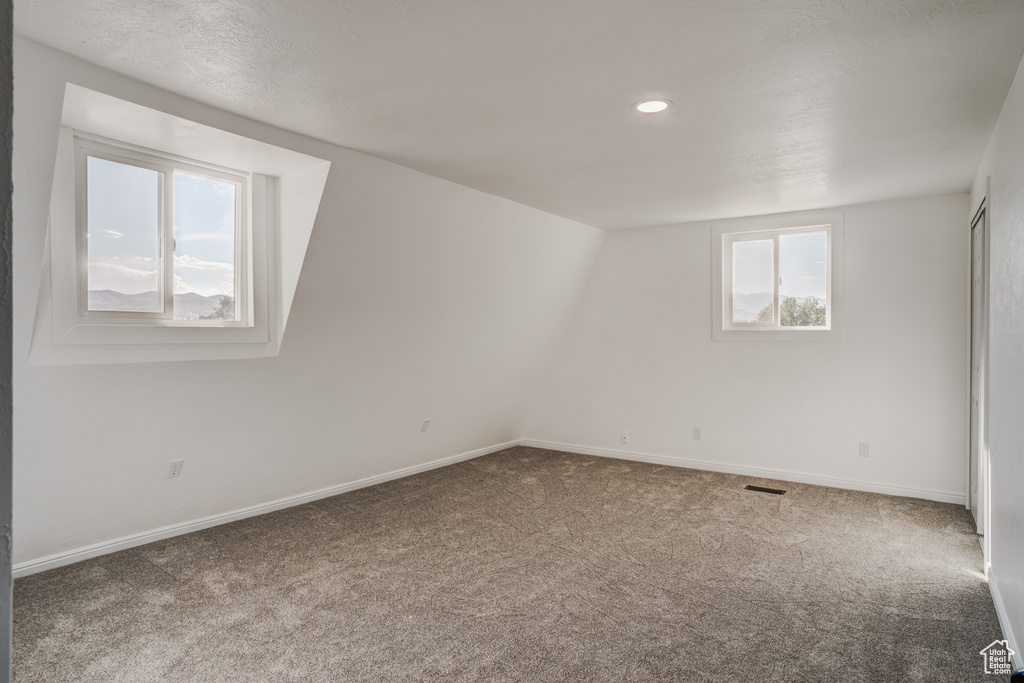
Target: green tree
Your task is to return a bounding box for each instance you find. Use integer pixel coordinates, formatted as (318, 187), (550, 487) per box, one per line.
(755, 297), (826, 327)
(793, 296), (826, 326)
(201, 295), (235, 320)
(779, 296), (801, 325)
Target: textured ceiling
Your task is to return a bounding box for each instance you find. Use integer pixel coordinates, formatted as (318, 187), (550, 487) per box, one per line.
(15, 0), (1024, 229)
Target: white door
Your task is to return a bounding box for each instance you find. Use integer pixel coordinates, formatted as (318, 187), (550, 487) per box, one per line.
(969, 202), (988, 557)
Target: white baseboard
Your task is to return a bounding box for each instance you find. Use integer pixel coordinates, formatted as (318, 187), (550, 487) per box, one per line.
(13, 437), (969, 578)
(518, 439), (966, 505)
(12, 440), (519, 578)
(989, 572), (1022, 671)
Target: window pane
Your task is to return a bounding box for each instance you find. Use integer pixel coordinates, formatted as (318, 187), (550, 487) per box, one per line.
(732, 239), (773, 323)
(86, 157), (161, 312)
(173, 172), (236, 321)
(779, 231), (827, 327)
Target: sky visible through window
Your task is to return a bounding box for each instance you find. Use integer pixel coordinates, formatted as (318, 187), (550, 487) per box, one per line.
(85, 157), (160, 308)
(779, 232), (827, 300)
(173, 171), (235, 299)
(86, 157), (236, 315)
(732, 239), (773, 316)
(731, 231), (827, 324)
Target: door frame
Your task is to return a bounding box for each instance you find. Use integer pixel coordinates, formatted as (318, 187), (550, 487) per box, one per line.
(967, 189), (990, 568)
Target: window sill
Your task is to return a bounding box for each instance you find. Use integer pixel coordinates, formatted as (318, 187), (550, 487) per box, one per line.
(712, 326), (844, 342)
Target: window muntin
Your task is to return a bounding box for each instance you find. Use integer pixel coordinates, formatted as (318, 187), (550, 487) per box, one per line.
(723, 225), (832, 331)
(75, 137), (248, 326)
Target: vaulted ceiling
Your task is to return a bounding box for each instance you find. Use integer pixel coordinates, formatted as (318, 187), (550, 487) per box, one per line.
(15, 0), (1024, 229)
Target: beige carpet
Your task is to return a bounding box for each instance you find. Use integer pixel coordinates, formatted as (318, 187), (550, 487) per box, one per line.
(13, 447), (1006, 682)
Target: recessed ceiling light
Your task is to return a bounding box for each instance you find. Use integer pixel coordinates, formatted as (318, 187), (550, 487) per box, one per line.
(633, 99), (672, 114)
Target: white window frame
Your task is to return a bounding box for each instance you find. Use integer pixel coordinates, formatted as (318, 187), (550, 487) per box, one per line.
(712, 211), (845, 341)
(48, 127), (271, 347)
(74, 135), (251, 327)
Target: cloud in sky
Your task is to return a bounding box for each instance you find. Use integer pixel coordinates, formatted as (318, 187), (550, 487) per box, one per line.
(175, 232), (232, 244)
(88, 255), (234, 298)
(87, 260), (158, 294)
(174, 254), (234, 297)
(732, 231), (827, 300)
(85, 158), (238, 299)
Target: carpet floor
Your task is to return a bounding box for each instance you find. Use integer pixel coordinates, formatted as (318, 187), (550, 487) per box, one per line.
(13, 446), (1006, 682)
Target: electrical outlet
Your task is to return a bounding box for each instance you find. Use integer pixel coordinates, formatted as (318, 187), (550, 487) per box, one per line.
(420, 418), (432, 432)
(693, 426), (702, 441)
(167, 459), (184, 478)
(859, 442), (870, 458)
(620, 431), (629, 445)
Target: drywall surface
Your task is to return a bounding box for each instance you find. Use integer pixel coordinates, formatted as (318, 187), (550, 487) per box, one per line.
(12, 40), (604, 566)
(971, 52), (1024, 663)
(526, 194), (970, 501)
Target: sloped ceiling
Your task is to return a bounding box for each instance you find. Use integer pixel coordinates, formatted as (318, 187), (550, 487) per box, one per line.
(14, 0), (1024, 229)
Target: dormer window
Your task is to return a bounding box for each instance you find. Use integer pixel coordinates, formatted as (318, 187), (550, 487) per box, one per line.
(76, 137), (249, 326)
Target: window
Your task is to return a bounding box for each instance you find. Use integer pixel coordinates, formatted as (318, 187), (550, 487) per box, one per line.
(712, 211), (844, 340)
(76, 137), (248, 326)
(725, 226), (830, 329)
(38, 83), (331, 363)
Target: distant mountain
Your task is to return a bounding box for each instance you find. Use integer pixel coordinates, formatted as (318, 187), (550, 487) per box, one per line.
(88, 290), (225, 319)
(732, 292), (771, 320)
(173, 292), (226, 319)
(88, 289), (161, 312)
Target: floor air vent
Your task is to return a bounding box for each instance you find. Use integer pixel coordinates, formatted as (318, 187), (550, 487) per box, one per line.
(744, 485), (786, 495)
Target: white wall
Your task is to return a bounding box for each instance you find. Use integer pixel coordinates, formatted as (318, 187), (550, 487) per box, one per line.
(971, 52), (1024, 664)
(12, 40), (604, 569)
(525, 194), (970, 502)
